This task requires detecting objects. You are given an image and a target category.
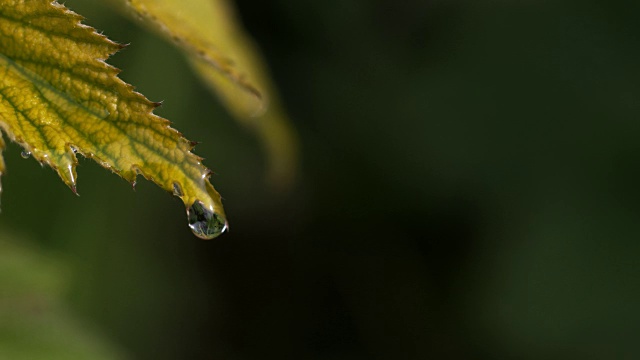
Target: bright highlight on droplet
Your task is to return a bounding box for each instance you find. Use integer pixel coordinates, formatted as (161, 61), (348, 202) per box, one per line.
(20, 151), (31, 159)
(187, 200), (228, 239)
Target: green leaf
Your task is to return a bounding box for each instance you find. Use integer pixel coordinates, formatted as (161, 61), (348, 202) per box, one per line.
(116, 0), (299, 187)
(0, 0), (227, 239)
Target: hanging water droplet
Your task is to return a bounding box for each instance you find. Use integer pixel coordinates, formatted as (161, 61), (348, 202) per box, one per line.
(187, 200), (228, 240)
(20, 151), (31, 159)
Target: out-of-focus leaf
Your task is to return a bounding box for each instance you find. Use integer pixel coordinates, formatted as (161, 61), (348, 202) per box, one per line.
(117, 0), (299, 187)
(0, 231), (127, 359)
(0, 0), (227, 239)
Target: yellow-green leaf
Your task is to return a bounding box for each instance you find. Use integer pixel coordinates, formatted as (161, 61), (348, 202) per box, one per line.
(116, 0), (299, 187)
(0, 0), (227, 239)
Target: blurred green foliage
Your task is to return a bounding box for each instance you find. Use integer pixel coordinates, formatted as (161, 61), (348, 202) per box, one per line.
(0, 232), (125, 359)
(1, 0), (640, 359)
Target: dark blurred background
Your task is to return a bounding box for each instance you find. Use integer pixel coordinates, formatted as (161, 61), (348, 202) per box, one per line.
(1, 0), (640, 358)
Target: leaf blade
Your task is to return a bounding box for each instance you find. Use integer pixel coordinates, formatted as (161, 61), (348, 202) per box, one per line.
(0, 0), (227, 239)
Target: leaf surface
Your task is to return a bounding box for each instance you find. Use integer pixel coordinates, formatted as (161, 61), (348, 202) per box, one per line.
(0, 0), (227, 239)
(118, 0), (299, 186)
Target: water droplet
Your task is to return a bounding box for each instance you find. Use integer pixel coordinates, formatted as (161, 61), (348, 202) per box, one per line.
(20, 151), (31, 159)
(173, 182), (183, 197)
(187, 200), (228, 240)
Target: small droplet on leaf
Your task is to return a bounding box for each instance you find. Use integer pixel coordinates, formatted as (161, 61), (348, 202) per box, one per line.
(187, 200), (228, 240)
(173, 182), (183, 197)
(20, 151), (31, 159)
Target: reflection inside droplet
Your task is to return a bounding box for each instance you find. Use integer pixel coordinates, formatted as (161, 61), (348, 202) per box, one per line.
(187, 200), (228, 239)
(20, 151), (31, 159)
